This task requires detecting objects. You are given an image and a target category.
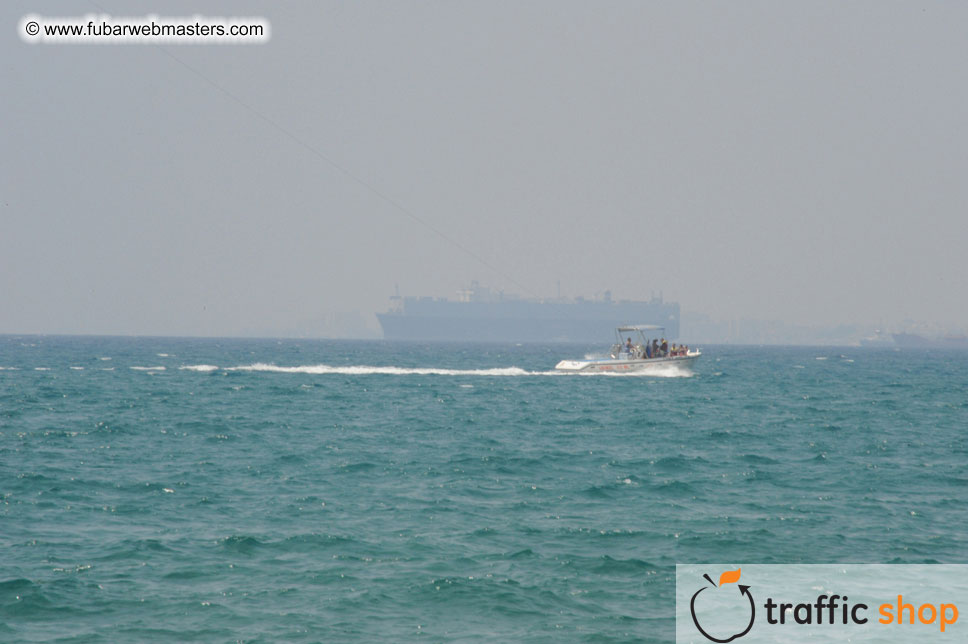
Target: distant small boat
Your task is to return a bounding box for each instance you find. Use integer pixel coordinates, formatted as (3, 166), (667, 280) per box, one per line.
(554, 325), (700, 373)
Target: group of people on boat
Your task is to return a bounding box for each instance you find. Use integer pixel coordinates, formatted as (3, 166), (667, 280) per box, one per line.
(620, 337), (690, 360)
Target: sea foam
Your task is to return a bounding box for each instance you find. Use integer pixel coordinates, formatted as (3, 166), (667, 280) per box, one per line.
(226, 363), (535, 376)
(179, 364), (219, 372)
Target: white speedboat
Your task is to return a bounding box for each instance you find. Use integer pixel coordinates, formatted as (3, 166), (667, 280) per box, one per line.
(554, 325), (700, 373)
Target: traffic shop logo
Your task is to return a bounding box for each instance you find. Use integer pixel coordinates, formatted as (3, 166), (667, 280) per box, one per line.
(689, 568), (755, 643)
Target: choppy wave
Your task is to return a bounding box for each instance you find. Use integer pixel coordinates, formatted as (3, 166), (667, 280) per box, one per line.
(130, 366), (166, 371)
(3, 339), (966, 643)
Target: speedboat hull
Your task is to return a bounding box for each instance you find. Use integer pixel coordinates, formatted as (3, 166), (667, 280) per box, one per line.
(554, 352), (700, 373)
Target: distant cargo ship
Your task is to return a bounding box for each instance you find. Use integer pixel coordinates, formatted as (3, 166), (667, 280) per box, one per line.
(376, 282), (679, 343)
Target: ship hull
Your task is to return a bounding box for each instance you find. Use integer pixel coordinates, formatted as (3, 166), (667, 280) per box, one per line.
(376, 314), (645, 343)
(378, 295), (679, 343)
(554, 353), (700, 372)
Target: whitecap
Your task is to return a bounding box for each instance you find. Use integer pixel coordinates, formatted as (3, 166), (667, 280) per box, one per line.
(130, 366), (166, 371)
(179, 365), (219, 372)
(70, 366), (85, 370)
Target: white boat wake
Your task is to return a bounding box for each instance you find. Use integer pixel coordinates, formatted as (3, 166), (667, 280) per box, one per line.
(176, 362), (693, 378)
(228, 363), (534, 376)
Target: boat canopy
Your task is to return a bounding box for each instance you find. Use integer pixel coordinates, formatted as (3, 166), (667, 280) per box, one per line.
(616, 324), (664, 333)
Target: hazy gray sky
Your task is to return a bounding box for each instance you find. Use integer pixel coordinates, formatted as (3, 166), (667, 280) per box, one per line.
(4, 1), (967, 336)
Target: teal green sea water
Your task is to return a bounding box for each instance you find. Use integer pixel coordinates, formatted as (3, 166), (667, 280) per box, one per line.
(1, 336), (966, 642)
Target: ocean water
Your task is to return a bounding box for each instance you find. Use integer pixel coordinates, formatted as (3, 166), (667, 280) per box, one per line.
(1, 336), (966, 643)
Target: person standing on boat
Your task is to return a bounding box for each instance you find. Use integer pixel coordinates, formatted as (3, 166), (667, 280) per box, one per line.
(660, 338), (668, 357)
(652, 339), (659, 358)
(625, 337), (633, 355)
(645, 340), (653, 359)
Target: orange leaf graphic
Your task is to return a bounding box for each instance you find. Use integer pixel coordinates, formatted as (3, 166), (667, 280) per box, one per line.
(718, 568), (741, 586)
